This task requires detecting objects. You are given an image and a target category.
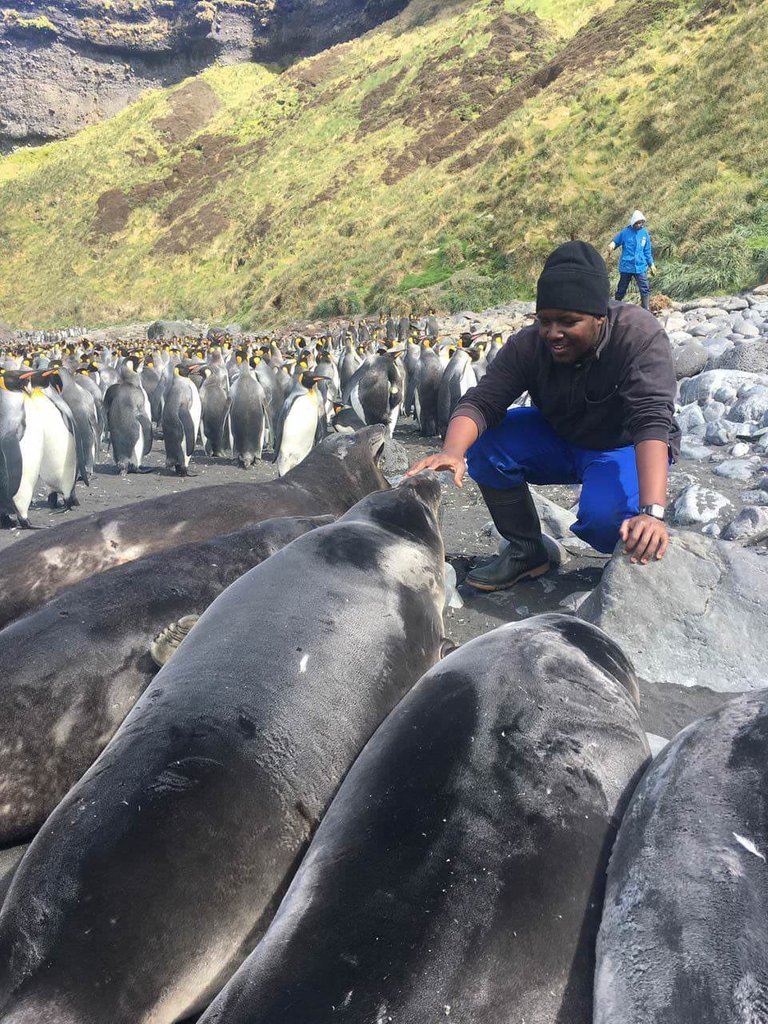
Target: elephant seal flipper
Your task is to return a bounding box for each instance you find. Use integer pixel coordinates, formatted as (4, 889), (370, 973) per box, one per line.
(150, 615), (201, 667)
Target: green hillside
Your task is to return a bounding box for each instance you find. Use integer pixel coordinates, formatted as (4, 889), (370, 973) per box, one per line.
(0, 0), (766, 328)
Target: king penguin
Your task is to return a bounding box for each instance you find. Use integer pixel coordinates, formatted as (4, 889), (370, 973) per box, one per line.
(274, 372), (322, 477)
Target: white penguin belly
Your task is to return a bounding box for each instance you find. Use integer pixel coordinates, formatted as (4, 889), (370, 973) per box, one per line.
(277, 395), (318, 477)
(349, 383), (367, 425)
(37, 393), (76, 496)
(14, 396), (45, 517)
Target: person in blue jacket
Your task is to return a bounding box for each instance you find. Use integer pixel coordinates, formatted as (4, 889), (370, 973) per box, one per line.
(607, 210), (656, 310)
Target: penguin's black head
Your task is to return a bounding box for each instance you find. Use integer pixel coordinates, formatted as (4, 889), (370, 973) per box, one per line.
(300, 372), (319, 390)
(42, 369), (64, 392)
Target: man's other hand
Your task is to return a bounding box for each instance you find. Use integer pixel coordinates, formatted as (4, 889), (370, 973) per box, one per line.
(620, 514), (669, 564)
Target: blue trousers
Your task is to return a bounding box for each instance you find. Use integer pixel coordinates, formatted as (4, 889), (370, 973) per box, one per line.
(466, 408), (639, 553)
(615, 271), (650, 301)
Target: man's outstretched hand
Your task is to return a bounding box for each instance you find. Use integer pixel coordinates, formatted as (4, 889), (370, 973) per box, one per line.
(620, 514), (669, 564)
(406, 451), (466, 488)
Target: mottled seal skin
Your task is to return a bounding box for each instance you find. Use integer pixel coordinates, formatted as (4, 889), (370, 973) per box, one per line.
(595, 691), (768, 1024)
(0, 426), (388, 628)
(200, 614), (649, 1024)
(0, 514), (333, 846)
(0, 474), (445, 1024)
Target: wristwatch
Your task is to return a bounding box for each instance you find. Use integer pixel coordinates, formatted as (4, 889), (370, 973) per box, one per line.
(639, 504), (666, 521)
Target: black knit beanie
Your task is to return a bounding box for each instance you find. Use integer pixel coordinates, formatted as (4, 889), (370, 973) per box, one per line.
(536, 241), (610, 316)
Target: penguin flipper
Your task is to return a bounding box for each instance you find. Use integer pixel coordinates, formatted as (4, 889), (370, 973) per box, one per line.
(139, 413), (153, 457)
(0, 434), (23, 511)
(179, 408), (196, 458)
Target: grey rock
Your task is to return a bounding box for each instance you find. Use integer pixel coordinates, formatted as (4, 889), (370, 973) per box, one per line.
(731, 442), (751, 457)
(679, 437), (712, 461)
(672, 484), (732, 525)
(713, 458), (758, 482)
(701, 522), (722, 538)
(645, 733), (669, 757)
(146, 320), (201, 341)
(728, 386), (768, 423)
(579, 531), (768, 690)
(722, 506), (768, 544)
(704, 420), (739, 446)
(716, 340), (768, 373)
(673, 342), (708, 380)
(443, 563), (464, 610)
(530, 490), (576, 540)
(675, 403), (706, 436)
(558, 591), (591, 612)
(702, 401), (726, 423)
(679, 369), (768, 406)
(689, 321), (722, 338)
(740, 490), (768, 506)
(723, 297), (750, 312)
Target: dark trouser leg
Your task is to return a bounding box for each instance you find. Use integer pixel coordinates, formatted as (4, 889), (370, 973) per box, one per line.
(636, 272), (651, 311)
(615, 272), (632, 301)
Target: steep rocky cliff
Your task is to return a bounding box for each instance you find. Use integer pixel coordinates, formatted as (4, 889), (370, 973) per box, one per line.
(0, 0), (408, 147)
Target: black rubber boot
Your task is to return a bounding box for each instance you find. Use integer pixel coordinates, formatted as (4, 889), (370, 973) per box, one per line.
(466, 483), (550, 592)
(641, 292), (650, 311)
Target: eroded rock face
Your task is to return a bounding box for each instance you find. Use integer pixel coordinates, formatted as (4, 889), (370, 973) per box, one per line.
(0, 0), (408, 147)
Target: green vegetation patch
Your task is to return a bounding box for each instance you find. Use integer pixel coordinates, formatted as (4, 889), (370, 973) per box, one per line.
(0, 0), (766, 327)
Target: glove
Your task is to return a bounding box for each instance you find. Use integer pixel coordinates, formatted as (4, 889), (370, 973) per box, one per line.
(648, 264), (657, 277)
(606, 242), (616, 255)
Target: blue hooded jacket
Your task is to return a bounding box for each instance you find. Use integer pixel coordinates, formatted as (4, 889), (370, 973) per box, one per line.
(612, 225), (654, 274)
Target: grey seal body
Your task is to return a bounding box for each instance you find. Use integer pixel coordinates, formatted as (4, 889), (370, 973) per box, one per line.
(595, 691), (768, 1024)
(0, 426), (388, 628)
(202, 614), (648, 1024)
(0, 515), (332, 845)
(0, 475), (445, 1024)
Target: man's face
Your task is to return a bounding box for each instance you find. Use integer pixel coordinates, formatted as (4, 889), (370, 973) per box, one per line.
(536, 309), (605, 364)
(632, 220), (645, 231)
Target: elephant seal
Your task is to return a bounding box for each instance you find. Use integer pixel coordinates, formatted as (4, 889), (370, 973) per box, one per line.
(0, 474), (445, 1024)
(595, 691), (768, 1024)
(0, 514), (333, 846)
(200, 614), (649, 1024)
(0, 426), (388, 628)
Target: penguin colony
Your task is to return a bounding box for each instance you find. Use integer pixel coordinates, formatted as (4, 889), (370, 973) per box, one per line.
(0, 319), (763, 1024)
(0, 312), (500, 527)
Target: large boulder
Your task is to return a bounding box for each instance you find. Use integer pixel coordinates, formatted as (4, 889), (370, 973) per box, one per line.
(579, 532), (768, 691)
(147, 319), (204, 341)
(715, 340), (768, 373)
(673, 342), (708, 380)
